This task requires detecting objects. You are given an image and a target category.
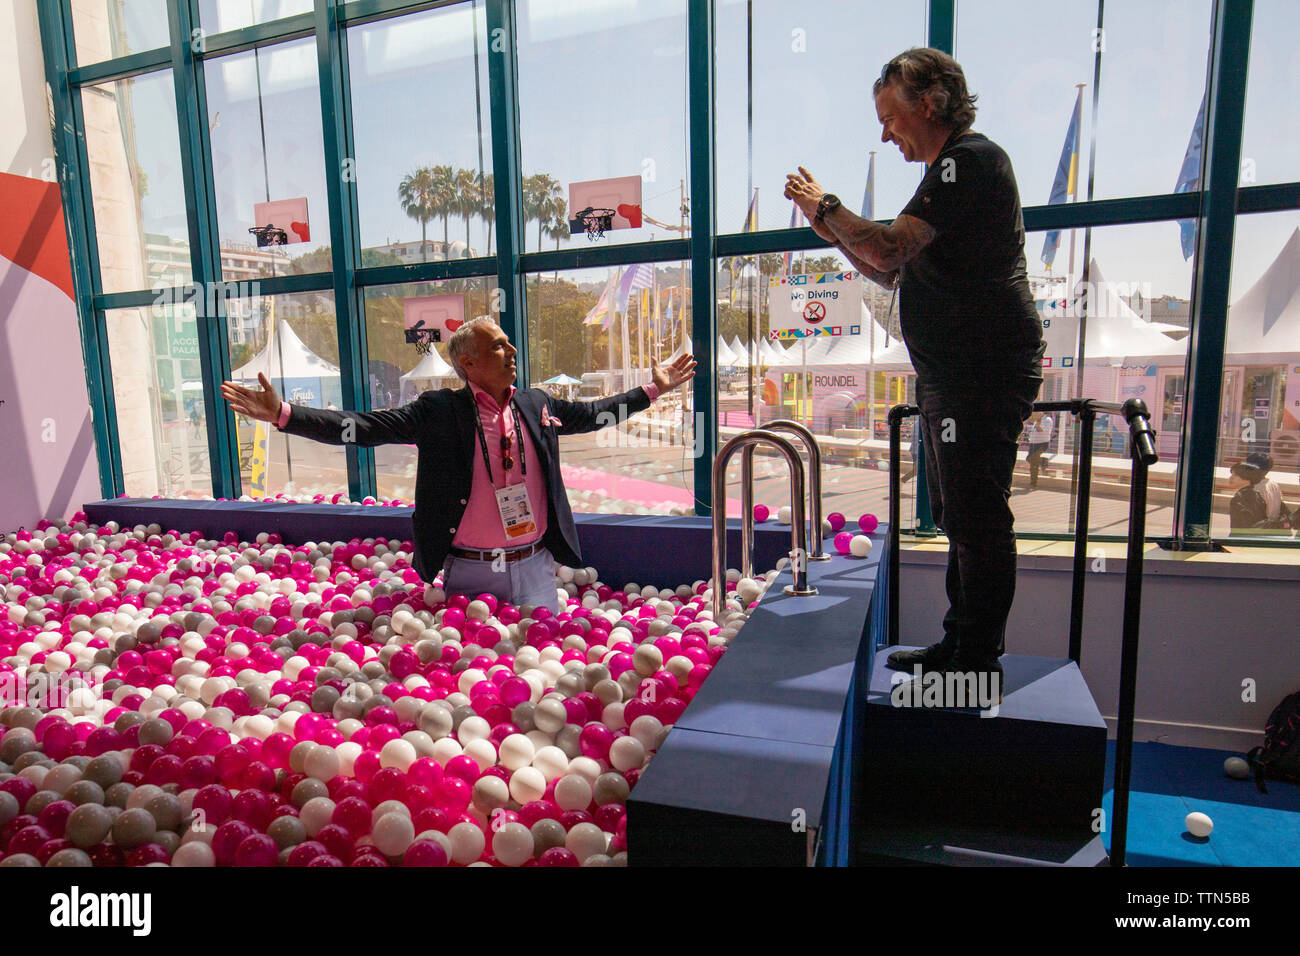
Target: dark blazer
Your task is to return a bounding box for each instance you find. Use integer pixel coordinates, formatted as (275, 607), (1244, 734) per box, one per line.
(276, 383), (654, 580)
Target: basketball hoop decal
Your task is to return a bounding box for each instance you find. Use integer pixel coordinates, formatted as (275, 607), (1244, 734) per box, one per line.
(802, 301), (827, 324)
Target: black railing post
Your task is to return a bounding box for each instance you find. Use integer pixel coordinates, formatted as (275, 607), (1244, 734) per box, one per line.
(887, 404), (913, 647)
(1069, 401), (1095, 665)
(1110, 398), (1157, 868)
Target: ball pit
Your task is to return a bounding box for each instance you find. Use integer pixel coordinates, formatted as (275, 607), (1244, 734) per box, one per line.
(0, 510), (789, 867)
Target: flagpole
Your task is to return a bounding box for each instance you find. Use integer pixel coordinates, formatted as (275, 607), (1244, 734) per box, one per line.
(864, 149), (876, 439)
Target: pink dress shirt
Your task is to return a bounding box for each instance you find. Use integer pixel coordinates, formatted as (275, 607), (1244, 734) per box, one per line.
(275, 381), (661, 551)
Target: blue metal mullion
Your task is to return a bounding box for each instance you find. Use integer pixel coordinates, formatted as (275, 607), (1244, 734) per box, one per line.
(341, 0), (467, 27)
(194, 15), (318, 58)
(928, 0), (956, 53)
(38, 0), (120, 499)
(485, 0), (527, 383)
(915, 0), (956, 535)
(69, 48), (173, 85)
(522, 239), (692, 274)
(314, 0), (374, 501)
(688, 0), (717, 515)
(1176, 0), (1253, 544)
(356, 257), (498, 288)
(171, 0), (240, 501)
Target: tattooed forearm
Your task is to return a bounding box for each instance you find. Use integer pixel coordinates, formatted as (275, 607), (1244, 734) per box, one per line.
(823, 209), (936, 273)
(836, 243), (898, 290)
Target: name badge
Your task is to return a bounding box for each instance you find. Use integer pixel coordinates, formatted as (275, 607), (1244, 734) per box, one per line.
(495, 482), (537, 539)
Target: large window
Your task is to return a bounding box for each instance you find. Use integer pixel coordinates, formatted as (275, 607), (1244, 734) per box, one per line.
(1240, 0), (1300, 187)
(362, 278), (499, 503)
(227, 290), (349, 500)
(516, 0), (690, 253)
(715, 247), (914, 530)
(104, 305), (212, 499)
(81, 70), (191, 294)
(199, 0), (314, 34)
(348, 3), (495, 265)
(717, 0), (926, 233)
(527, 261), (695, 515)
(72, 0), (171, 66)
(205, 39), (331, 280)
(1214, 210), (1300, 541)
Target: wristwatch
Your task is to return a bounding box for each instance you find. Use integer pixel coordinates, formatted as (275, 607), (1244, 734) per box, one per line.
(814, 193), (841, 225)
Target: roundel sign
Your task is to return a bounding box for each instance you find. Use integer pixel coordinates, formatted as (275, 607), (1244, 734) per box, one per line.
(802, 301), (827, 324)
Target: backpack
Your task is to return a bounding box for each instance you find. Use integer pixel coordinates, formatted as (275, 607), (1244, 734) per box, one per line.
(1245, 691), (1300, 793)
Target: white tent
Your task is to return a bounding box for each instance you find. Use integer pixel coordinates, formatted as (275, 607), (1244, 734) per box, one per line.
(727, 336), (750, 368)
(716, 336), (739, 366)
(399, 346), (458, 402)
(231, 319), (340, 380)
(1225, 228), (1300, 364)
(1080, 260), (1187, 366)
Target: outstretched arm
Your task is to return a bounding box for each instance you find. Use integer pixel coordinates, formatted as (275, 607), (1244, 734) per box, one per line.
(221, 372), (425, 447)
(544, 354), (697, 436)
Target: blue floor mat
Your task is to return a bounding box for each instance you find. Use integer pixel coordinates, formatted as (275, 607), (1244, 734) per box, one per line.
(1102, 742), (1300, 867)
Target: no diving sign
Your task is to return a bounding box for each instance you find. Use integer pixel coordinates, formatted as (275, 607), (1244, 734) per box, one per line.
(769, 271), (863, 333)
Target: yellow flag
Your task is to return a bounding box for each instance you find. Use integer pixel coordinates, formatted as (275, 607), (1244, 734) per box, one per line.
(249, 421), (268, 494)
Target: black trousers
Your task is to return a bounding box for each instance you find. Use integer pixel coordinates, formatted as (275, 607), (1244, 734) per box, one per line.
(916, 375), (1040, 662)
(1026, 442), (1050, 485)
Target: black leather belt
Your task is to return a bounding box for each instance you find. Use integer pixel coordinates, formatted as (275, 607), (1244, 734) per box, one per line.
(449, 541), (546, 563)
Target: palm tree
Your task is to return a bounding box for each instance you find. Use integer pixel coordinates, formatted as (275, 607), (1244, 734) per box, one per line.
(397, 167), (436, 262)
(478, 172), (495, 256)
(430, 164), (456, 251)
(455, 167), (480, 255)
(545, 200), (569, 252)
(522, 173), (564, 252)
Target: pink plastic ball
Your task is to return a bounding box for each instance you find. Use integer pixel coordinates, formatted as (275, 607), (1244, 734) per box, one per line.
(753, 504), (770, 523)
(834, 531), (853, 554)
(858, 513), (879, 534)
(827, 512), (846, 532)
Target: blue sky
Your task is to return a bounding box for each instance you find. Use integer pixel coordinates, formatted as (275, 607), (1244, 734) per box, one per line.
(108, 0), (1298, 303)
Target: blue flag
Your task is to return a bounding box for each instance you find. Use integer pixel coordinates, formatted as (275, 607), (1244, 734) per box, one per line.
(1175, 90), (1207, 261)
(1040, 89), (1082, 269)
(861, 152), (876, 220)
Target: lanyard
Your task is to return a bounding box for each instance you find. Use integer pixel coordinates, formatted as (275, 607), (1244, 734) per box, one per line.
(472, 396), (527, 484)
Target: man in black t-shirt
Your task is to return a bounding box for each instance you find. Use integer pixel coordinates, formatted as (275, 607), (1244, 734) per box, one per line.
(786, 47), (1044, 695)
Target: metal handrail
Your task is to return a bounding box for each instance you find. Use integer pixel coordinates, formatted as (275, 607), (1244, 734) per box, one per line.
(746, 419), (830, 563)
(712, 430), (818, 619)
(885, 396), (1158, 868)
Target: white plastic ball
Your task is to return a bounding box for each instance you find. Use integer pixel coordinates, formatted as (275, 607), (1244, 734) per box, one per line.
(554, 773), (594, 812)
(1185, 811), (1213, 838)
(777, 506), (792, 524)
(372, 812), (416, 857)
(565, 821), (608, 864)
(380, 738), (418, 772)
(491, 821), (534, 867)
(508, 766), (547, 804)
(609, 735), (646, 772)
(850, 535), (873, 557)
(448, 821), (486, 865)
(498, 734), (536, 772)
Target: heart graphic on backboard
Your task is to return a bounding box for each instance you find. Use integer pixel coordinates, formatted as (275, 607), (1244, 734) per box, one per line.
(616, 203), (643, 228)
(445, 318), (463, 332)
(290, 220), (310, 242)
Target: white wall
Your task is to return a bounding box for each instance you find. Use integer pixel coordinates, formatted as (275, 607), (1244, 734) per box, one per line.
(898, 546), (1300, 751)
(0, 1), (55, 179)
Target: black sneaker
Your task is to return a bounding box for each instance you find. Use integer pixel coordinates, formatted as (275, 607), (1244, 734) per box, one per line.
(886, 642), (954, 672)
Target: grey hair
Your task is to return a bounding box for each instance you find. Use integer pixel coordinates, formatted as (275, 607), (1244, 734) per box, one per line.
(446, 316), (499, 381)
(873, 47), (978, 132)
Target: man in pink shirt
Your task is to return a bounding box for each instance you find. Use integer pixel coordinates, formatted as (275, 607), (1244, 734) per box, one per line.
(221, 317), (695, 612)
